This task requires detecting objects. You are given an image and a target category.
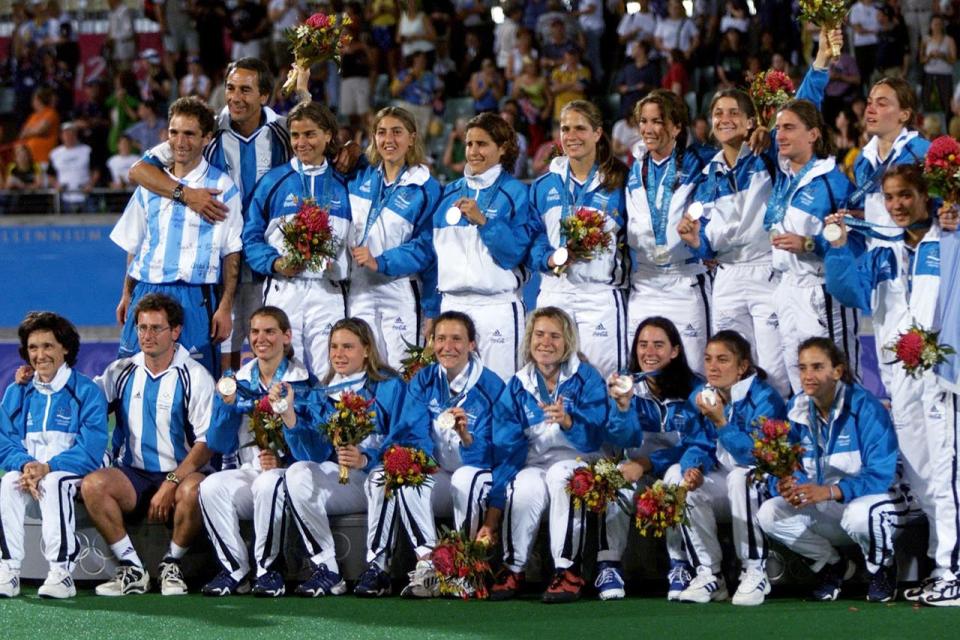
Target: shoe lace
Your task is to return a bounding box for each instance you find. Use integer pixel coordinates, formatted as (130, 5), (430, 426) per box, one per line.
(597, 567), (620, 586)
(160, 562), (183, 582)
(359, 565), (381, 585)
(668, 564), (691, 583)
(548, 571), (568, 590)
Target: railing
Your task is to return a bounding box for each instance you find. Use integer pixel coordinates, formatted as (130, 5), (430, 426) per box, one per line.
(0, 187), (134, 215)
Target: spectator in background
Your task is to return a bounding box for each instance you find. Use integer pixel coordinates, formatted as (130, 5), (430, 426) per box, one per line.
(540, 17), (576, 71)
(615, 41), (661, 119)
(229, 0), (270, 61)
(575, 0), (605, 83)
(611, 105), (642, 165)
(850, 0), (881, 89)
(4, 144), (42, 190)
(470, 58), (505, 114)
(180, 56), (212, 102)
(505, 27), (539, 85)
(193, 0), (228, 79)
(157, 0), (200, 80)
(617, 0), (658, 58)
(654, 0), (698, 62)
(511, 56), (551, 152)
(901, 0), (934, 65)
(441, 115), (468, 182)
(106, 72), (139, 157)
(920, 14), (956, 113)
(688, 115), (715, 162)
(340, 2), (375, 132)
(550, 46), (590, 122)
(398, 0), (437, 60)
(9, 1), (30, 61)
(106, 0), (136, 68)
(823, 49), (862, 126)
(531, 122), (561, 177)
(499, 99), (529, 178)
(715, 28), (748, 89)
(495, 3), (523, 72)
(831, 108), (862, 175)
(107, 134), (138, 190)
(369, 0), (401, 77)
(55, 19), (79, 73)
(523, 0), (550, 32)
(48, 122), (98, 214)
(138, 49), (173, 112)
(268, 0), (305, 72)
(875, 4), (910, 79)
(39, 47), (73, 119)
(17, 0), (59, 52)
(18, 87), (59, 167)
(719, 0), (749, 34)
(661, 48), (691, 97)
(391, 51), (442, 141)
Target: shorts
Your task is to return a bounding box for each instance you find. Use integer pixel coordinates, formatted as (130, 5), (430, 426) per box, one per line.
(371, 26), (396, 51)
(117, 465), (168, 515)
(339, 77), (372, 117)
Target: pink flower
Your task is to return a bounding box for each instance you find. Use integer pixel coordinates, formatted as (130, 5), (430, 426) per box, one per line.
(635, 497), (657, 518)
(896, 330), (926, 367)
(432, 544), (457, 576)
(305, 13), (331, 29)
(256, 396), (272, 413)
(567, 468), (595, 497)
(927, 135), (960, 170)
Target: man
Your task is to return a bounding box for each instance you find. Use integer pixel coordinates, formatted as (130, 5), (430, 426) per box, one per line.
(47, 121), (99, 214)
(124, 100), (167, 154)
(81, 294), (215, 596)
(112, 96), (243, 376)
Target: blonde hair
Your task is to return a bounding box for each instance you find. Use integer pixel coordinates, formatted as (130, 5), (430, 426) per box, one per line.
(324, 317), (398, 384)
(365, 106), (428, 166)
(522, 307), (581, 365)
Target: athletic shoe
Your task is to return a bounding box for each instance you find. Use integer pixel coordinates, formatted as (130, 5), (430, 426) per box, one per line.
(158, 559), (188, 596)
(354, 563), (392, 597)
(252, 570), (286, 598)
(731, 567), (770, 606)
(96, 564), (150, 596)
(542, 569), (585, 604)
(920, 578), (960, 607)
(811, 557), (856, 601)
(38, 567), (76, 599)
(490, 567), (525, 601)
(667, 559), (693, 601)
(866, 564), (897, 603)
(903, 576), (938, 602)
(595, 561), (626, 601)
(0, 563), (20, 598)
(401, 559), (440, 598)
(296, 563), (347, 597)
(678, 566), (728, 603)
(201, 570), (251, 597)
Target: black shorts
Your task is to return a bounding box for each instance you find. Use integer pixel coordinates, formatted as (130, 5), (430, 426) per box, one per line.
(117, 465), (168, 515)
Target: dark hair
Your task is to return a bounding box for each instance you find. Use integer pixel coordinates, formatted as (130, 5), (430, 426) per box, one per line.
(250, 306), (294, 359)
(432, 311), (478, 343)
(871, 77), (919, 130)
(33, 87), (55, 106)
(629, 316), (698, 400)
(636, 89), (689, 161)
(882, 163), (928, 198)
(706, 330), (767, 380)
(798, 337), (855, 384)
(559, 100), (628, 191)
(287, 101), (342, 161)
(466, 112), (520, 173)
(168, 96), (216, 137)
(18, 312), (80, 366)
(134, 293), (185, 329)
(324, 317), (398, 384)
(778, 99), (835, 158)
(226, 57), (274, 97)
(708, 89), (758, 139)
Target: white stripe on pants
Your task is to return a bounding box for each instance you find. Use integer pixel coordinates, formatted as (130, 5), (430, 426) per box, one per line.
(199, 467), (288, 579)
(349, 278), (421, 370)
(441, 294), (524, 382)
(451, 466), (492, 540)
(599, 481), (685, 564)
(283, 461), (367, 575)
(365, 466), (437, 565)
(537, 287), (629, 379)
(0, 470), (81, 571)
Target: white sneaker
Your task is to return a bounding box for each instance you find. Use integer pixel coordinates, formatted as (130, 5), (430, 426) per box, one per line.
(38, 567), (76, 599)
(678, 566), (728, 603)
(904, 577), (938, 602)
(159, 560), (188, 596)
(921, 578), (960, 607)
(96, 564), (150, 596)
(401, 559), (440, 598)
(0, 563), (21, 598)
(731, 567), (770, 606)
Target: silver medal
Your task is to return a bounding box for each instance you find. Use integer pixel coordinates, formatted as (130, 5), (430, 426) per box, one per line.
(445, 206), (462, 225)
(822, 223), (842, 243)
(686, 202), (704, 221)
(612, 375), (634, 395)
(700, 387), (718, 407)
(216, 376), (237, 397)
(552, 247), (569, 267)
(270, 398), (289, 414)
(653, 246), (669, 265)
(437, 411), (457, 430)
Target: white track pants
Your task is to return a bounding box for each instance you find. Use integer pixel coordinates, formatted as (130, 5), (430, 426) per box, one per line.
(349, 278), (422, 370)
(599, 480), (686, 564)
(0, 470), (82, 572)
(441, 293), (524, 381)
(931, 390), (960, 578)
(223, 280), (264, 354)
(537, 287), (629, 379)
(199, 468), (287, 579)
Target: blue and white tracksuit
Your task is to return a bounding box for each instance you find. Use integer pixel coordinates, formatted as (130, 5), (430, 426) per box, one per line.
(490, 356), (608, 573)
(199, 357), (316, 581)
(243, 158), (353, 380)
(757, 383), (906, 574)
(0, 365), (108, 573)
(528, 157), (629, 378)
(284, 372), (406, 573)
(826, 224), (947, 574)
(625, 145), (709, 374)
(674, 376), (786, 574)
(347, 163), (441, 368)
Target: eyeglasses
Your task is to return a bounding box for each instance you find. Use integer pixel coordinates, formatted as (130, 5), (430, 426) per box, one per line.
(136, 324), (171, 336)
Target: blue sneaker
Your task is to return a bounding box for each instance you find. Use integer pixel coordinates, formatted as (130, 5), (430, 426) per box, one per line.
(354, 563), (392, 597)
(867, 564), (897, 603)
(201, 570), (251, 597)
(812, 558), (855, 601)
(595, 561), (625, 601)
(252, 570), (286, 598)
(667, 560), (693, 601)
(295, 564), (347, 597)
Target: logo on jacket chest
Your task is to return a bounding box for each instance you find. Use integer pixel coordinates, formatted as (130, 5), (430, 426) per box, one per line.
(54, 405), (73, 427)
(593, 323), (609, 338)
(489, 329), (506, 345)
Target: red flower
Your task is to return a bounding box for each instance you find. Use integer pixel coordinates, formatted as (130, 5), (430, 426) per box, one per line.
(761, 418), (789, 439)
(896, 330), (925, 367)
(636, 497), (657, 518)
(432, 544), (457, 576)
(927, 135), (960, 169)
(764, 70), (794, 93)
(305, 13), (331, 29)
(383, 445), (414, 475)
(568, 468), (595, 497)
(256, 396), (272, 413)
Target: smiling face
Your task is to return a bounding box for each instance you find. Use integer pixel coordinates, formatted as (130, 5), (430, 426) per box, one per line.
(225, 67), (268, 130)
(882, 174), (929, 228)
(375, 115), (414, 166)
(560, 109), (601, 165)
(135, 309), (181, 360)
(433, 319), (475, 374)
(798, 345), (843, 404)
(167, 114), (210, 169)
(249, 314), (291, 364)
(638, 102), (680, 159)
(635, 325), (680, 374)
(26, 330), (68, 382)
(329, 328), (369, 376)
(530, 316), (567, 370)
(711, 96), (752, 147)
(775, 109), (817, 164)
(703, 341), (749, 390)
(465, 126), (505, 174)
(864, 83), (909, 138)
(290, 117), (332, 166)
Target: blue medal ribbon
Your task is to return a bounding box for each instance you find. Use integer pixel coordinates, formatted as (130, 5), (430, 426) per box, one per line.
(535, 368), (560, 406)
(441, 359), (474, 409)
(806, 387), (842, 485)
(764, 158), (816, 231)
(643, 151), (678, 246)
(458, 170), (508, 224)
(360, 165), (406, 245)
(297, 159), (333, 208)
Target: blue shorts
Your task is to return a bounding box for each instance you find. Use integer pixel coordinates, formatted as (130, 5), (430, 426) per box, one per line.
(117, 465), (168, 515)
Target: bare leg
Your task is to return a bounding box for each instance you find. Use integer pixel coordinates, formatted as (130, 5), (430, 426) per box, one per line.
(81, 468), (137, 545)
(171, 472), (205, 548)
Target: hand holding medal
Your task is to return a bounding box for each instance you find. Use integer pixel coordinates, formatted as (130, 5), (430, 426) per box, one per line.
(822, 212), (848, 247)
(268, 382), (295, 424)
(450, 193), (486, 226)
(217, 371), (238, 403)
(677, 202), (703, 249)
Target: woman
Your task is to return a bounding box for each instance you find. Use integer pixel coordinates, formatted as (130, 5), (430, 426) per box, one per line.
(397, 0), (436, 60)
(528, 100), (629, 378)
(604, 317), (705, 601)
(470, 58), (505, 115)
(4, 144), (41, 190)
(347, 106), (441, 369)
(200, 306), (317, 597)
(282, 318), (406, 597)
(0, 312), (108, 599)
(482, 307), (608, 603)
(511, 55), (552, 154)
(242, 101), (353, 380)
(824, 165), (960, 604)
(920, 15), (956, 115)
(757, 338), (904, 602)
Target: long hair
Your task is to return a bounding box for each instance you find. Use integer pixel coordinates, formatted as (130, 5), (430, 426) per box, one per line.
(708, 89), (758, 142)
(323, 318), (398, 384)
(521, 307), (581, 366)
(18, 312), (80, 367)
(365, 106), (428, 167)
(559, 100), (628, 191)
(778, 99), (835, 158)
(871, 76), (919, 130)
(798, 336), (855, 384)
(629, 316), (698, 400)
(287, 101), (342, 161)
(636, 89), (689, 167)
(249, 306), (294, 359)
(466, 112), (520, 173)
(881, 162), (927, 199)
(706, 330), (767, 381)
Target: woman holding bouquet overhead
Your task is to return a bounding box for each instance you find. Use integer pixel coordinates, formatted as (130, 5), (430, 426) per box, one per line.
(824, 164), (960, 605)
(667, 331), (786, 606)
(242, 101), (352, 380)
(283, 318), (406, 598)
(527, 100), (628, 379)
(480, 307), (608, 604)
(347, 106), (442, 369)
(758, 338), (906, 603)
(200, 306), (318, 597)
(603, 316), (706, 601)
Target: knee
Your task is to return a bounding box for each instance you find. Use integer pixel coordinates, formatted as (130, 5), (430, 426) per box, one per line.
(545, 460), (578, 492)
(251, 469), (284, 499)
(756, 497), (783, 534)
(175, 475), (202, 508)
(508, 474), (547, 514)
(80, 470), (109, 503)
(839, 497), (871, 535)
(0, 470), (20, 492)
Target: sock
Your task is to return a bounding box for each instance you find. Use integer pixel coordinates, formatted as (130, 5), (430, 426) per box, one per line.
(110, 536), (143, 568)
(166, 541), (189, 561)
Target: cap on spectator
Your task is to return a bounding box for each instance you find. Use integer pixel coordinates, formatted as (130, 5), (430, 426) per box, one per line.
(61, 121), (78, 131)
(188, 55), (201, 64)
(141, 48), (161, 63)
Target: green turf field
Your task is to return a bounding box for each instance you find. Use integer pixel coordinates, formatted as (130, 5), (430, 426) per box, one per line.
(1, 591), (955, 640)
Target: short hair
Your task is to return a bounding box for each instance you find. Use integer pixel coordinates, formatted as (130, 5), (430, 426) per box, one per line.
(432, 311), (478, 343)
(777, 99), (835, 158)
(168, 96), (216, 137)
(522, 307), (580, 365)
(133, 293), (185, 329)
(466, 112), (520, 175)
(324, 317), (398, 384)
(18, 312), (80, 367)
(365, 106), (428, 166)
(225, 57), (274, 97)
(287, 101), (342, 161)
(798, 337), (855, 384)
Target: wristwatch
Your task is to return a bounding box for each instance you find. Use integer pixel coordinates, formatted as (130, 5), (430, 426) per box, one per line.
(803, 236), (816, 253)
(165, 472), (181, 485)
(172, 184), (185, 205)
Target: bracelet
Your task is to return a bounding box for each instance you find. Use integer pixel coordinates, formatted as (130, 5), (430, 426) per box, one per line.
(829, 485), (839, 501)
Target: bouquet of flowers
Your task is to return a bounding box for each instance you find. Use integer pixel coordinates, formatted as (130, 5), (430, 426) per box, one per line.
(556, 208), (612, 274)
(430, 528), (493, 600)
(634, 480), (688, 538)
(281, 12), (352, 95)
(400, 338), (436, 383)
(565, 458), (628, 515)
(748, 70), (795, 125)
(318, 391), (376, 483)
(751, 417), (805, 481)
(278, 197), (339, 273)
(797, 0), (849, 56)
(378, 445), (439, 499)
(885, 323), (956, 379)
(924, 135), (960, 205)
(248, 397), (289, 458)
